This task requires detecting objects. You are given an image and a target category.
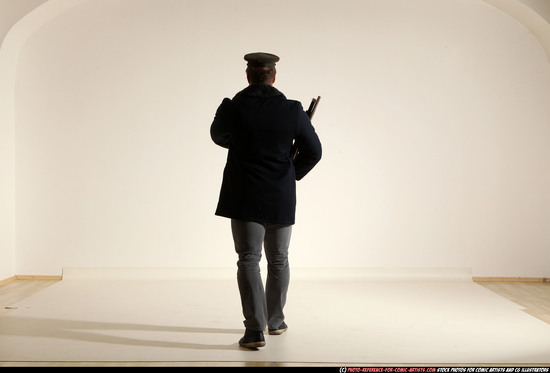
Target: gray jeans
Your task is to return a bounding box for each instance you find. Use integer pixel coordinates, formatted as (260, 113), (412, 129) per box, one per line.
(231, 219), (292, 332)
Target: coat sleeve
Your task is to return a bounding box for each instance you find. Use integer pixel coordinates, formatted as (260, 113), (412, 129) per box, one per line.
(210, 98), (233, 149)
(294, 108), (322, 181)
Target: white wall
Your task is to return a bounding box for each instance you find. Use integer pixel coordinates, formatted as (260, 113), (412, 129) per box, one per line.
(0, 0), (50, 280)
(0, 40), (15, 280)
(0, 0), (85, 281)
(6, 0), (550, 277)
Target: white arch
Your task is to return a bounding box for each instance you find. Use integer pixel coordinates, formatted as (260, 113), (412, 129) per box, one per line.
(2, 0), (549, 178)
(1, 0), (550, 278)
(0, 0), (87, 279)
(484, 0), (550, 63)
(1, 0), (87, 138)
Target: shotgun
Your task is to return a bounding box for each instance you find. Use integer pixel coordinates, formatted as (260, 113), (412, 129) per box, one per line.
(293, 96), (321, 160)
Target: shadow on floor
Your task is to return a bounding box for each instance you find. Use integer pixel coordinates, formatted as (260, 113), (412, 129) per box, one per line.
(0, 315), (242, 351)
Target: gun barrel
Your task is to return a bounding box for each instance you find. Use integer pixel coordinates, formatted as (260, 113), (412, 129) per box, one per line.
(295, 96), (321, 161)
(307, 96), (321, 119)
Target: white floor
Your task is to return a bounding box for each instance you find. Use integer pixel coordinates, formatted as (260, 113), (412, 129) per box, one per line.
(1, 268), (550, 365)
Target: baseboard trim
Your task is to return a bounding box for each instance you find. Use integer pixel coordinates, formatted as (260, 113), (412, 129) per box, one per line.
(1, 275), (63, 285)
(474, 277), (550, 283)
(0, 276), (16, 286)
(2, 274), (549, 284)
(14, 275), (63, 281)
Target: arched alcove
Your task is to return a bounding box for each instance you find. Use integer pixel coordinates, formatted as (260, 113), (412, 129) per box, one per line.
(484, 0), (550, 62)
(1, 0), (550, 278)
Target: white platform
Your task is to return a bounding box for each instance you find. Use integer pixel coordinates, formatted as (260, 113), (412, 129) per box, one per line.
(1, 268), (550, 365)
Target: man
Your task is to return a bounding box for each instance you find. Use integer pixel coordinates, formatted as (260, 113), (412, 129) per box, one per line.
(210, 52), (322, 349)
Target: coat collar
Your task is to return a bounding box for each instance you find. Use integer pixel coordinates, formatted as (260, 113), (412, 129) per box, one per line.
(235, 84), (285, 99)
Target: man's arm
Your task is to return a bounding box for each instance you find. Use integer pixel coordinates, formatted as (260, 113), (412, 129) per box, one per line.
(294, 108), (322, 181)
(210, 98), (232, 148)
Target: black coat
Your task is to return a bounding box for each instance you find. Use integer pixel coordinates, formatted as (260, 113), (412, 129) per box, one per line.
(211, 85), (322, 225)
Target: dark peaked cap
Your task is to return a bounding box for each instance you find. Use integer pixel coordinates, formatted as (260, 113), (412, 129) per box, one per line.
(244, 52), (280, 67)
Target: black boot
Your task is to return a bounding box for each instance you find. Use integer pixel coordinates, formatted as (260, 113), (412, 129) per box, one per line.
(239, 329), (266, 349)
(268, 321), (288, 335)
